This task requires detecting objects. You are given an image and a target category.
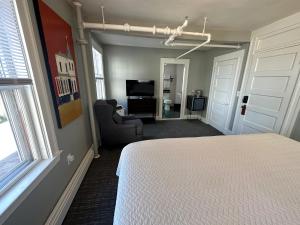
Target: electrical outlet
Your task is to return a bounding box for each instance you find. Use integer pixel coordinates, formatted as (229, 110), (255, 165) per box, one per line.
(67, 154), (75, 165)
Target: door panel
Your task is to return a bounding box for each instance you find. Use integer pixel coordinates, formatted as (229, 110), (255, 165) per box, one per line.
(238, 45), (300, 133)
(207, 50), (245, 134)
(248, 95), (282, 112)
(251, 76), (289, 94)
(255, 53), (296, 72)
(256, 25), (300, 51)
(215, 78), (233, 92)
(213, 90), (230, 104)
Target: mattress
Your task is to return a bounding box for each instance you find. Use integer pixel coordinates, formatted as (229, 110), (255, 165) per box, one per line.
(114, 134), (300, 225)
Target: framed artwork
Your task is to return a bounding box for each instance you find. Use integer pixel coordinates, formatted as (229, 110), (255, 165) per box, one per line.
(34, 0), (82, 128)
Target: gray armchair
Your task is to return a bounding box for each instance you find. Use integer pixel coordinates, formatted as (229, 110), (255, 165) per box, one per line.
(94, 100), (143, 146)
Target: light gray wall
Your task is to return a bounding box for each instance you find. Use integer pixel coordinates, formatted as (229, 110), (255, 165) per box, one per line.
(103, 44), (250, 117)
(4, 1), (93, 225)
(103, 45), (207, 115)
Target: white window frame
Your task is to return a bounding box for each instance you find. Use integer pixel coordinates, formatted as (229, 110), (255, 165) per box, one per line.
(0, 0), (60, 223)
(92, 47), (106, 100)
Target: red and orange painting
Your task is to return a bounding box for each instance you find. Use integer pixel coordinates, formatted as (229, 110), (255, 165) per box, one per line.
(34, 0), (82, 128)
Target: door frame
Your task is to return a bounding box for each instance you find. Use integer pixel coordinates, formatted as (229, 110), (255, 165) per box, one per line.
(159, 58), (190, 120)
(206, 49), (245, 134)
(281, 77), (300, 136)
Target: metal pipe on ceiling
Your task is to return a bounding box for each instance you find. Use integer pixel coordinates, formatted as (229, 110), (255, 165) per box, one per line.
(78, 3), (241, 58)
(176, 35), (211, 59)
(170, 42), (241, 49)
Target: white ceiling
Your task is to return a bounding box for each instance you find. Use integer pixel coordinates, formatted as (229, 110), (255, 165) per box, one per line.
(67, 0), (300, 47)
(70, 0), (300, 31)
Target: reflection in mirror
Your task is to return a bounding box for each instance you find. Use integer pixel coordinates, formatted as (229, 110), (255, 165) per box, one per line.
(162, 64), (185, 119)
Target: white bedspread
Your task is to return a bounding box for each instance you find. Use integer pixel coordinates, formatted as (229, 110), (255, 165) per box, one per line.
(114, 134), (300, 225)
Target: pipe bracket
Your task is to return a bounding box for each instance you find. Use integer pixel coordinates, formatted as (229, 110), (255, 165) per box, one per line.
(153, 25), (156, 35)
(124, 23), (130, 32)
(76, 39), (88, 45)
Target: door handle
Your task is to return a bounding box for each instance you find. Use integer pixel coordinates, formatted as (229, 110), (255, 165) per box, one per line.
(241, 104), (247, 115)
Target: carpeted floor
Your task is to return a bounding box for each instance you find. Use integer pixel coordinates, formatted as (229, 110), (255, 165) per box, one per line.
(62, 120), (222, 225)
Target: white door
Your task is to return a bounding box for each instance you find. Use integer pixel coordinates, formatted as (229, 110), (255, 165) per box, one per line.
(236, 45), (300, 134)
(207, 50), (245, 134)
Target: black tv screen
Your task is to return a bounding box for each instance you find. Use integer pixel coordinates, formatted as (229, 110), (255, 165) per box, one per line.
(126, 80), (154, 96)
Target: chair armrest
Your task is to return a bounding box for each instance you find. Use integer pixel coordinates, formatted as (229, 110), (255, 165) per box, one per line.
(114, 124), (137, 136)
(122, 115), (136, 121)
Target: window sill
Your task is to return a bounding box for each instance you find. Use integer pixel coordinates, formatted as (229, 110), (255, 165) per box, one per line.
(0, 151), (62, 224)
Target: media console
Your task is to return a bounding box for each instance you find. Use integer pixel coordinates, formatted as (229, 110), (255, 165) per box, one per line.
(127, 97), (156, 119)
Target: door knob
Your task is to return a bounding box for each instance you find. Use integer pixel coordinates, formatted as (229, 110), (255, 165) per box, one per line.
(241, 105), (247, 115)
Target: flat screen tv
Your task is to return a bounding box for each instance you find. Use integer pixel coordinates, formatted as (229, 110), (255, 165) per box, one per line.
(126, 80), (154, 96)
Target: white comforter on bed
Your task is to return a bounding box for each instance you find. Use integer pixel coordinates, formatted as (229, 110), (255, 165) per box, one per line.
(114, 134), (300, 225)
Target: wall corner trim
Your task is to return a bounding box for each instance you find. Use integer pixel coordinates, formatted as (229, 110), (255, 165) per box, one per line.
(199, 116), (208, 124)
(45, 146), (94, 225)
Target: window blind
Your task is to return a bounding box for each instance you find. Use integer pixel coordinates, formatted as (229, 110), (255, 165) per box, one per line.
(0, 0), (29, 79)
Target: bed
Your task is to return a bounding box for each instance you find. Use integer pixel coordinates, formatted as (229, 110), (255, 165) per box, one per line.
(114, 134), (300, 225)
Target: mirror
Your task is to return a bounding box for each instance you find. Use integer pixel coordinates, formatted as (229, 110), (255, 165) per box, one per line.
(162, 63), (185, 119)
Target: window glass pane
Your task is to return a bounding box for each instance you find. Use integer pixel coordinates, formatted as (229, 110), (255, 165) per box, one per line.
(0, 0), (53, 194)
(100, 79), (105, 99)
(92, 48), (98, 75)
(92, 47), (104, 78)
(92, 47), (105, 99)
(0, 0), (29, 79)
(95, 78), (103, 99)
(0, 95), (25, 184)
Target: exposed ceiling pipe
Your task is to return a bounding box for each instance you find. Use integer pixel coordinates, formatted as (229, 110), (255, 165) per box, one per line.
(176, 17), (210, 59)
(101, 5), (105, 30)
(164, 17), (189, 46)
(176, 35), (211, 59)
(80, 5), (241, 57)
(83, 22), (210, 38)
(170, 42), (241, 49)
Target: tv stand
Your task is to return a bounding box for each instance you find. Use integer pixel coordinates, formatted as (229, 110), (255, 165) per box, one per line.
(127, 97), (156, 119)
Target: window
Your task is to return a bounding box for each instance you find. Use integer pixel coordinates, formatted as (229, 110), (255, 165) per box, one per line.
(92, 47), (106, 99)
(0, 0), (56, 196)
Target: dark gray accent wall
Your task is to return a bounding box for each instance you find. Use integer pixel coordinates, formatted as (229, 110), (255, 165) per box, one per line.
(3, 1), (93, 224)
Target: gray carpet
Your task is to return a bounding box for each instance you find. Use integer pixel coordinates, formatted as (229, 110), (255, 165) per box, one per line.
(144, 119), (223, 139)
(62, 120), (222, 225)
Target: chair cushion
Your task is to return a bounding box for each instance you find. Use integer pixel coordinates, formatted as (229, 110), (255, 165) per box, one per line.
(112, 113), (123, 124)
(123, 119), (143, 135)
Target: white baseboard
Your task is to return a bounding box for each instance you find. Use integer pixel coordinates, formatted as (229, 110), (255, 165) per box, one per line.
(199, 116), (208, 124)
(45, 146), (94, 225)
(183, 114), (199, 119)
(155, 115), (199, 120)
